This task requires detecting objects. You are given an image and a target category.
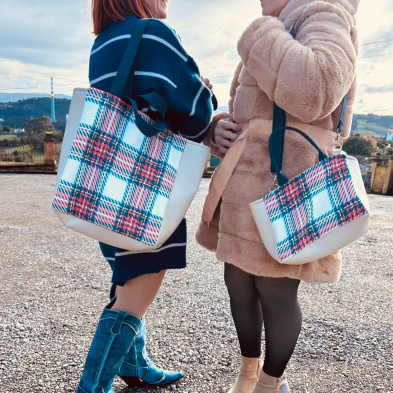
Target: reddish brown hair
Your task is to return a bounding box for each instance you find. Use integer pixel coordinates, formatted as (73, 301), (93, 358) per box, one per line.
(92, 0), (153, 35)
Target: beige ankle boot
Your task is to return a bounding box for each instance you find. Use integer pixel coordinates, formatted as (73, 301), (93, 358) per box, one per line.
(251, 370), (290, 393)
(228, 356), (262, 393)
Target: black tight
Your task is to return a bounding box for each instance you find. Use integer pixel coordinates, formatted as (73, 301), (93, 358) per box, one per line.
(224, 263), (302, 378)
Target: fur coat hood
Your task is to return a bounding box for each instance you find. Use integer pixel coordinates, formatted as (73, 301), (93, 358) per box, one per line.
(197, 0), (359, 283)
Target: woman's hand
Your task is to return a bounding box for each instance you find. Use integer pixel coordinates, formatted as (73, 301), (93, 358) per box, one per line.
(201, 76), (213, 92)
(213, 114), (241, 155)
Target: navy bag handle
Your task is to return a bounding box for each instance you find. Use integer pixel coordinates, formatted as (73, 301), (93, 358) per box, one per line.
(109, 19), (167, 137)
(269, 19), (348, 185)
(269, 126), (328, 185)
(269, 22), (298, 173)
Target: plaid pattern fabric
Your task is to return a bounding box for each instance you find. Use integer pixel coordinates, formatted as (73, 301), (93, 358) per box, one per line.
(262, 155), (368, 261)
(52, 87), (187, 246)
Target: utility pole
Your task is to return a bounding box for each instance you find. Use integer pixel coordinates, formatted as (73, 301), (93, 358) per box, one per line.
(51, 77), (56, 123)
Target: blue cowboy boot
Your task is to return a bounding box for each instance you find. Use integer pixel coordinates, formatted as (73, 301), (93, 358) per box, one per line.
(76, 305), (142, 393)
(118, 316), (183, 386)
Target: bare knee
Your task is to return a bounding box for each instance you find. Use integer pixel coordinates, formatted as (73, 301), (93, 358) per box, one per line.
(111, 270), (166, 317)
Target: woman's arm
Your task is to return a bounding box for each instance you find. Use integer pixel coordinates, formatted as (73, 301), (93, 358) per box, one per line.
(237, 1), (357, 122)
(134, 19), (214, 142)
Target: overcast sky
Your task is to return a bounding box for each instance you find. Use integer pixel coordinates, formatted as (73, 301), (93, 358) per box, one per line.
(0, 0), (392, 115)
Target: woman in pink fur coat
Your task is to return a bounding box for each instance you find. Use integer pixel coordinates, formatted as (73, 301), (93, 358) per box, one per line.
(197, 0), (359, 391)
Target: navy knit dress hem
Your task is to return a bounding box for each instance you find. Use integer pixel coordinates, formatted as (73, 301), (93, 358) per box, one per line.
(99, 219), (187, 285)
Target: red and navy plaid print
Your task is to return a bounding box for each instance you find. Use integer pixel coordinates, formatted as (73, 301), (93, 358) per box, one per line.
(262, 155), (368, 261)
(52, 88), (186, 246)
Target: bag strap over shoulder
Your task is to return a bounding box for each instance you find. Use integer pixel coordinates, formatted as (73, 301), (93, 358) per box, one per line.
(270, 18), (348, 183)
(109, 18), (168, 137)
(110, 19), (150, 98)
(269, 19), (298, 173)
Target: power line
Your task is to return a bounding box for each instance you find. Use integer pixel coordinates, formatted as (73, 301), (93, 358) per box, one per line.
(2, 50), (393, 91)
(359, 51), (393, 59)
(360, 38), (393, 46)
(3, 28), (393, 68)
(358, 81), (393, 87)
(210, 75), (234, 80)
(175, 10), (253, 31)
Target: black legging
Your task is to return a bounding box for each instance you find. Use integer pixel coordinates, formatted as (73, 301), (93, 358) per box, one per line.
(224, 263), (302, 378)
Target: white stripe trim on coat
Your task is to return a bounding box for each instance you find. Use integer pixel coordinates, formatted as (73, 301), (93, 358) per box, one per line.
(90, 72), (117, 85)
(134, 71), (177, 88)
(90, 34), (131, 55)
(189, 84), (205, 116)
(180, 122), (210, 140)
(115, 242), (187, 257)
(142, 34), (188, 62)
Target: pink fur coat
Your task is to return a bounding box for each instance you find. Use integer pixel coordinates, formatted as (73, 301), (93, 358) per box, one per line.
(196, 0), (359, 283)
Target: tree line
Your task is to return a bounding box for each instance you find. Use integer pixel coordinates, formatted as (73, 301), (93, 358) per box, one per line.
(1, 98), (393, 158)
(0, 97), (70, 130)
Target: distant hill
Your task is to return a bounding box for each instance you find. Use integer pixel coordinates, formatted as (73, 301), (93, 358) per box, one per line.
(0, 97), (71, 128)
(1, 99), (392, 138)
(353, 114), (393, 138)
(214, 108), (393, 139)
(0, 93), (71, 103)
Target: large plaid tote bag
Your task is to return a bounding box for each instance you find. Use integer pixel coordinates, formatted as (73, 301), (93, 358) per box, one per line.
(249, 99), (370, 265)
(52, 20), (210, 252)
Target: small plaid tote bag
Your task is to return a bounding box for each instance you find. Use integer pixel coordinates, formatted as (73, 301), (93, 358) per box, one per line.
(52, 19), (210, 252)
(249, 98), (370, 265)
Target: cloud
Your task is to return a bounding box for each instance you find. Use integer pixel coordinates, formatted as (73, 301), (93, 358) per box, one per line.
(168, 1), (261, 105)
(363, 84), (393, 94)
(385, 1), (393, 12)
(354, 91), (393, 114)
(0, 0), (93, 68)
(0, 59), (89, 95)
(0, 0), (392, 115)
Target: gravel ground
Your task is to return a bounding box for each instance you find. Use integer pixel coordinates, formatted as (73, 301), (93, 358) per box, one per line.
(0, 174), (392, 393)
